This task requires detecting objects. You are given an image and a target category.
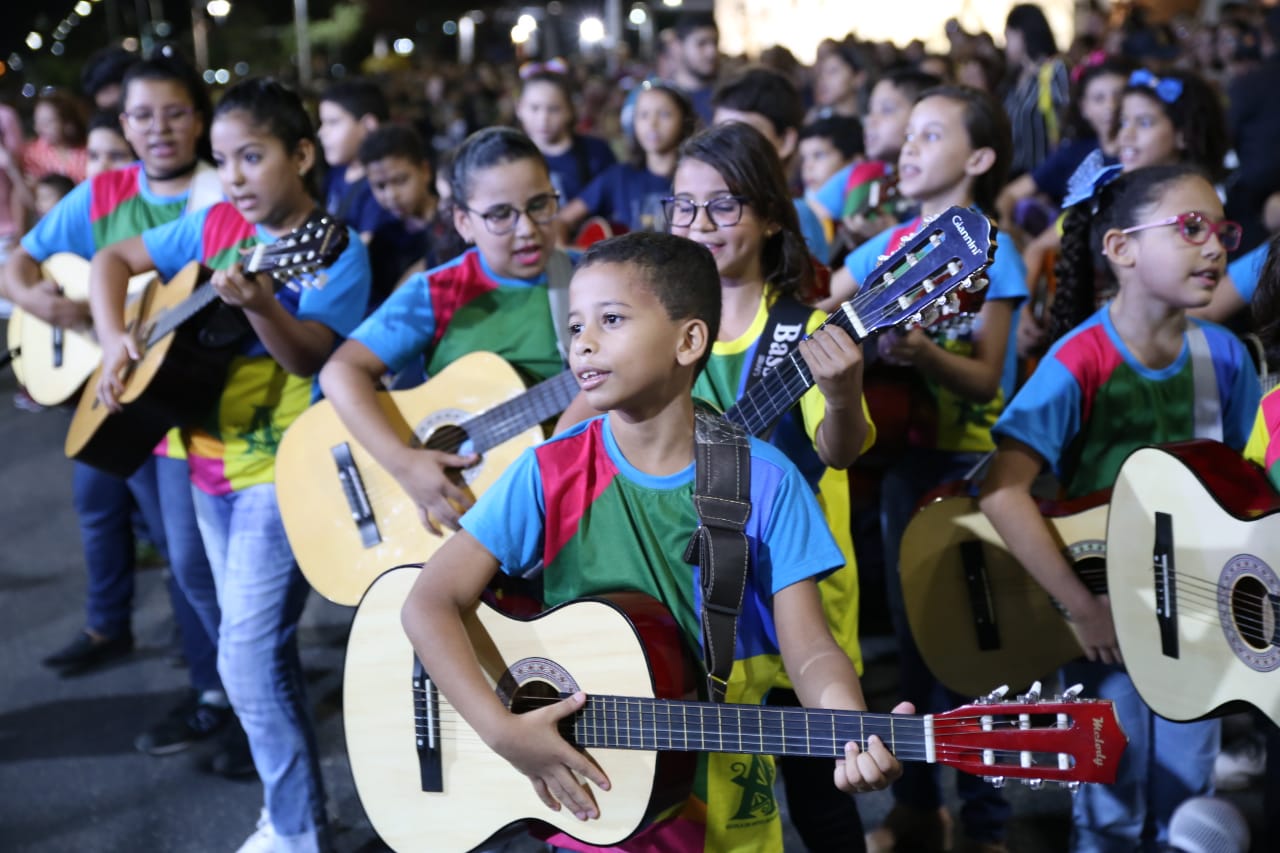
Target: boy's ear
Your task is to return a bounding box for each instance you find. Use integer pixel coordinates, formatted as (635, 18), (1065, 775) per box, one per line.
(778, 127), (799, 164)
(359, 114), (381, 133)
(1100, 228), (1138, 269)
(675, 317), (709, 369)
(964, 146), (997, 177)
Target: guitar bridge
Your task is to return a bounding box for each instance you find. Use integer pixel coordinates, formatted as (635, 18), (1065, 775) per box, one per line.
(412, 659), (443, 792)
(959, 539), (1001, 651)
(1153, 512), (1180, 659)
(331, 442), (381, 548)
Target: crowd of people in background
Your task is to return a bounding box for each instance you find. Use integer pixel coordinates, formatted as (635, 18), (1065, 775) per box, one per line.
(2, 1), (1279, 852)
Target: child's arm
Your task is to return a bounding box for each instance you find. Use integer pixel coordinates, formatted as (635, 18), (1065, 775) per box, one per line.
(880, 297), (1015, 402)
(775, 577), (910, 791)
(90, 236), (157, 411)
(798, 325), (869, 468)
(977, 438), (1120, 664)
(319, 340), (478, 534)
(819, 266), (858, 313)
(401, 531), (610, 819)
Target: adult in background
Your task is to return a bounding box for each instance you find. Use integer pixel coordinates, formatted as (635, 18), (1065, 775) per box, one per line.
(670, 11), (720, 126)
(1002, 3), (1069, 178)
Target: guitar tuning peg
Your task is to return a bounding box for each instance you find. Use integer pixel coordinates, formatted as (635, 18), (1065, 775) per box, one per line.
(1062, 781), (1081, 794)
(1025, 779), (1044, 790)
(1018, 681), (1043, 703)
(1060, 683), (1085, 701)
(983, 776), (1006, 789)
(978, 684), (1009, 704)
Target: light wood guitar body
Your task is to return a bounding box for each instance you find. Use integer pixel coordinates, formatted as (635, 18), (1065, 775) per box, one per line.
(275, 352), (567, 605)
(900, 491), (1109, 697)
(1108, 440), (1280, 725)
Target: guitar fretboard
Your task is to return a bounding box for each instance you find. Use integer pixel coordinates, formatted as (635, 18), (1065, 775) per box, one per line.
(571, 695), (931, 762)
(429, 370), (581, 455)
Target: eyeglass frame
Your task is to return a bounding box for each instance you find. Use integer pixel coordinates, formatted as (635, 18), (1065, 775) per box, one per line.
(661, 194), (751, 228)
(1119, 211), (1242, 252)
(120, 105), (199, 132)
(456, 191), (561, 236)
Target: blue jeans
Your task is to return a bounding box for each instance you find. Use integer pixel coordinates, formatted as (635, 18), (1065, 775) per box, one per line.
(73, 457), (220, 693)
(880, 449), (1010, 842)
(192, 483), (327, 852)
(1062, 661), (1218, 853)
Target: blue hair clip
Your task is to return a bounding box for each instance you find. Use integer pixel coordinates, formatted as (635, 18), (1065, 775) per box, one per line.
(1062, 149), (1123, 212)
(1128, 69), (1183, 104)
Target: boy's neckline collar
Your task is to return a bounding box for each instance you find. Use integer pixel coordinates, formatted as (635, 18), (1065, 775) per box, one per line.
(601, 414), (695, 489)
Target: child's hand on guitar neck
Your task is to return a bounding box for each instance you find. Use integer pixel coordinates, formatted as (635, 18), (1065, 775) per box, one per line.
(96, 328), (143, 413)
(211, 263), (276, 313)
(797, 325), (864, 408)
(486, 690), (612, 821)
(1068, 594), (1123, 666)
(877, 325), (932, 367)
(835, 700), (913, 793)
(391, 447), (480, 536)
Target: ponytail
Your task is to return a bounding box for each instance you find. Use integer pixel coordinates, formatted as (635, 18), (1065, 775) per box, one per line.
(1049, 205), (1100, 344)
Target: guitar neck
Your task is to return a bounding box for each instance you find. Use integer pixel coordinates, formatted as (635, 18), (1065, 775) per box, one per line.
(145, 276), (218, 347)
(453, 370), (581, 454)
(722, 307), (857, 437)
(572, 696), (930, 762)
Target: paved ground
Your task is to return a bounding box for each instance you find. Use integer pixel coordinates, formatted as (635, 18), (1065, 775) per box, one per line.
(0, 368), (1265, 852)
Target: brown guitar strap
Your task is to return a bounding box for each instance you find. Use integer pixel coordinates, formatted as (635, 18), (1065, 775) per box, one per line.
(683, 406), (752, 703)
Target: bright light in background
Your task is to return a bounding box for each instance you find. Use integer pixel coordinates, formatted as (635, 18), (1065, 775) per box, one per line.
(25, 33), (42, 51)
(206, 0), (231, 18)
(442, 20), (457, 36)
(393, 38), (414, 55)
(579, 17), (605, 45)
(511, 26), (530, 45)
(214, 68), (230, 84)
(662, 0), (683, 7)
(629, 7), (647, 25)
(518, 14), (537, 31)
(74, 1), (92, 15)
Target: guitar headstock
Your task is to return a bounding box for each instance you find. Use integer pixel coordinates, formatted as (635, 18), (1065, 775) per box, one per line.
(243, 213), (349, 291)
(840, 206), (994, 341)
(931, 683), (1126, 789)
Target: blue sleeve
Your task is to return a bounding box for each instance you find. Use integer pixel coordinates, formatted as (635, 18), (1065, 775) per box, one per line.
(460, 447), (546, 574)
(585, 135), (617, 173)
(19, 181), (95, 261)
(1213, 328), (1264, 451)
(1031, 139), (1096, 203)
(985, 229), (1029, 304)
(297, 226), (370, 336)
(352, 183), (397, 235)
(349, 270), (437, 372)
(1228, 241), (1267, 303)
(573, 165), (614, 217)
(813, 163), (854, 219)
(991, 357), (1082, 472)
(750, 441), (844, 595)
(793, 198), (830, 263)
(843, 228), (893, 285)
(140, 209), (211, 280)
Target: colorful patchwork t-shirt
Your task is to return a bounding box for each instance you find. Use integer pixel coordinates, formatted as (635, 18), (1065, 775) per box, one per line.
(1244, 384), (1280, 488)
(22, 161), (215, 459)
(845, 216), (1028, 452)
(351, 246), (565, 383)
(693, 293), (876, 678)
(462, 414), (844, 853)
(142, 202), (371, 494)
(995, 306), (1261, 498)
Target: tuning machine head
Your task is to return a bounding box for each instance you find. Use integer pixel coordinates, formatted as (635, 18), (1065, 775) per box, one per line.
(962, 274), (990, 293)
(983, 775), (1006, 789)
(1017, 680), (1043, 704)
(975, 684), (1010, 705)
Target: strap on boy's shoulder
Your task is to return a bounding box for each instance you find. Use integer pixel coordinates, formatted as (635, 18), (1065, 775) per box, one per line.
(683, 405), (752, 703)
(1187, 323), (1223, 442)
(747, 292), (813, 387)
(545, 249), (574, 360)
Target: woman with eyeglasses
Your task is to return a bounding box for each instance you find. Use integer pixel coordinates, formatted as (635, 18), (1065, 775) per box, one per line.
(321, 127), (573, 537)
(982, 163), (1260, 852)
(0, 52), (240, 776)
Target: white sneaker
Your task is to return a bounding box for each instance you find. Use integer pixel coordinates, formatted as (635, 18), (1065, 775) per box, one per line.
(234, 809), (274, 853)
(1212, 739), (1266, 792)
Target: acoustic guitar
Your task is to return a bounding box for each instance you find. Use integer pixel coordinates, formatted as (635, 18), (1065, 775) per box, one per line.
(5, 254), (155, 405)
(64, 213), (348, 478)
(277, 206), (997, 605)
(899, 487), (1108, 697)
(344, 566), (1126, 853)
(1108, 440), (1280, 726)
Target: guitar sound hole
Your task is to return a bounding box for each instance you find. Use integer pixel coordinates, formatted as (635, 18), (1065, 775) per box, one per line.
(423, 424), (469, 454)
(509, 679), (563, 715)
(1231, 576), (1273, 651)
(1074, 556), (1108, 595)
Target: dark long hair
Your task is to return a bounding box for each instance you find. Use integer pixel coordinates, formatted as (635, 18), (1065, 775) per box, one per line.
(1118, 70), (1228, 182)
(1062, 57), (1134, 141)
(1252, 233), (1280, 367)
(1049, 163), (1208, 344)
(213, 77), (319, 197)
(1006, 4), (1058, 62)
(676, 122), (815, 302)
